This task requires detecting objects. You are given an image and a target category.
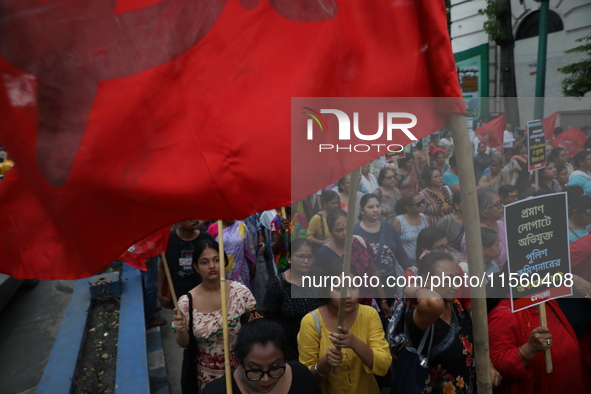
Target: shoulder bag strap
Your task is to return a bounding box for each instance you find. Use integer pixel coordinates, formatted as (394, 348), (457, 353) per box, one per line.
(311, 310), (322, 340)
(444, 215), (452, 234)
(187, 292), (194, 340)
(353, 234), (367, 249)
(403, 315), (434, 361)
(570, 228), (583, 240)
(375, 221), (387, 268)
(319, 214), (326, 239)
(275, 272), (285, 307)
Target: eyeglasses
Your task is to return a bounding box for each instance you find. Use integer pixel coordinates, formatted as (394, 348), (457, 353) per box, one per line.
(385, 175), (398, 180)
(489, 201), (504, 209)
(410, 200), (425, 207)
(429, 244), (450, 252)
(293, 254), (314, 261)
(243, 364), (287, 381)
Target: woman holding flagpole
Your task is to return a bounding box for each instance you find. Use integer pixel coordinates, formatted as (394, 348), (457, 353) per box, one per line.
(298, 261), (392, 394)
(173, 239), (256, 391)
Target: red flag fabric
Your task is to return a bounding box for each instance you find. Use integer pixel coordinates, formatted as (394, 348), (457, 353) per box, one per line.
(551, 127), (587, 157)
(118, 226), (171, 270)
(0, 0), (462, 279)
(475, 114), (506, 151)
(542, 111), (558, 141)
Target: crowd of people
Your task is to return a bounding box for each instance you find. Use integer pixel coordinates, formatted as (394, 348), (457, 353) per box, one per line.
(153, 124), (591, 393)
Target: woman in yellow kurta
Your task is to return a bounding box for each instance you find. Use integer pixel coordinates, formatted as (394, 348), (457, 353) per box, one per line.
(297, 262), (391, 393)
(307, 190), (340, 250)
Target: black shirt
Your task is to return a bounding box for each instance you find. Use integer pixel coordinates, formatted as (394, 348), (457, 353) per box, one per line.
(262, 273), (318, 361)
(165, 228), (214, 296)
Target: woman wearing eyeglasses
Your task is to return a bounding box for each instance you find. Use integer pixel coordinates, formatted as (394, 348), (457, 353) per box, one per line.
(414, 227), (450, 263)
(567, 150), (591, 197)
(461, 189), (507, 270)
(567, 194), (591, 243)
(298, 261), (392, 394)
(202, 307), (322, 394)
(410, 228), (471, 310)
(262, 239), (319, 361)
(315, 209), (392, 316)
(419, 166), (453, 227)
(354, 194), (411, 297)
(374, 167), (402, 223)
(550, 147), (573, 175)
(393, 192), (429, 266)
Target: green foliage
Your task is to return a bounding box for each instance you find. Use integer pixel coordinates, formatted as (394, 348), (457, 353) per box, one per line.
(478, 0), (509, 44)
(558, 36), (591, 97)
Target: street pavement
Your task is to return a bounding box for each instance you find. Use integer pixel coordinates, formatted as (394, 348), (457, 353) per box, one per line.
(159, 308), (183, 394)
(0, 279), (75, 394)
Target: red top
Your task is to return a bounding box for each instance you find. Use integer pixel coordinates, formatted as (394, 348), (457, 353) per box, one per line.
(488, 299), (584, 394)
(569, 234), (591, 281)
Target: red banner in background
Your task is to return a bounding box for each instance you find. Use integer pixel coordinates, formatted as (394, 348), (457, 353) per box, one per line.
(551, 127), (587, 157)
(475, 114), (505, 151)
(542, 111), (558, 141)
(0, 0), (461, 279)
(118, 226), (171, 270)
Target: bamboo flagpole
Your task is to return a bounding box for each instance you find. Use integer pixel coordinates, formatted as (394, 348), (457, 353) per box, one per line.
(334, 167), (361, 374)
(217, 220), (233, 393)
(281, 206), (290, 252)
(537, 303), (554, 373)
(160, 252), (178, 310)
(449, 113), (493, 393)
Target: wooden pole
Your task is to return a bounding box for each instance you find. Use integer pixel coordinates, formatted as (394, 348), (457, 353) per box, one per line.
(537, 303), (554, 373)
(217, 220), (233, 394)
(449, 113), (493, 393)
(280, 206), (290, 253)
(160, 252), (178, 310)
(334, 167), (361, 375)
(534, 170), (539, 191)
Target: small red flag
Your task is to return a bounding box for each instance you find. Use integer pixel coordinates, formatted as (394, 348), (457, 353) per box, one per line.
(475, 115), (506, 151)
(0, 0), (462, 279)
(118, 226), (171, 270)
(542, 111), (559, 140)
(551, 127), (587, 157)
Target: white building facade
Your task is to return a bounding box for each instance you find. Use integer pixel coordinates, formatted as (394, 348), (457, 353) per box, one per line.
(450, 0), (591, 128)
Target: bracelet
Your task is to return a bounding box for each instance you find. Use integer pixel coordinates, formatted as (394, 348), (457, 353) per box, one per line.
(380, 299), (388, 304)
(314, 363), (325, 377)
(518, 346), (532, 361)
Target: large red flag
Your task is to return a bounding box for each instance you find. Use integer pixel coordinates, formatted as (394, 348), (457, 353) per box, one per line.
(475, 115), (506, 151)
(551, 127), (587, 157)
(0, 0), (462, 279)
(542, 111), (558, 140)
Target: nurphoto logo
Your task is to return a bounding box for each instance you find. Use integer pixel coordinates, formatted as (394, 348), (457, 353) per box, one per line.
(303, 107), (417, 153)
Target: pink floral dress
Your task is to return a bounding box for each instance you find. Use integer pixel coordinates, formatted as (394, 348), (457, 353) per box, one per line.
(177, 281), (256, 391)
